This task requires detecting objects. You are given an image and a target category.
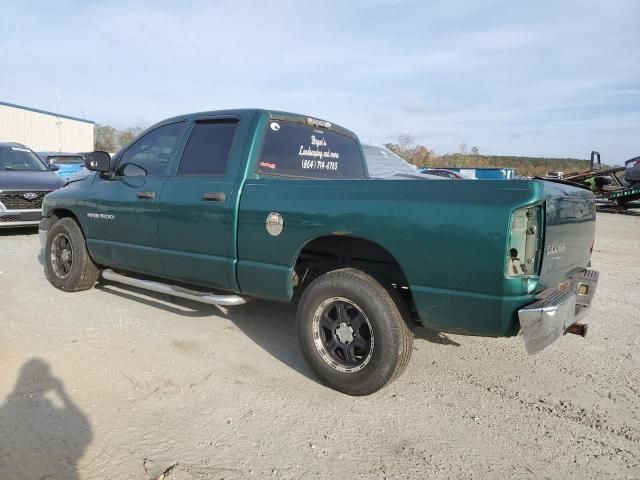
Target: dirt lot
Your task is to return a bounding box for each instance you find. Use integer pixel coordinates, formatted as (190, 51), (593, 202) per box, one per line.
(0, 213), (639, 480)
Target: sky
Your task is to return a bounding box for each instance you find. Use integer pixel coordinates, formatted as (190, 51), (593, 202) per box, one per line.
(1, 0), (638, 161)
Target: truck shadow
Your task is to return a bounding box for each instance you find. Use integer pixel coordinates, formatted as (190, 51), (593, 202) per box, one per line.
(0, 359), (92, 480)
(94, 282), (461, 384)
(0, 226), (38, 236)
(95, 282), (313, 380)
(413, 327), (461, 347)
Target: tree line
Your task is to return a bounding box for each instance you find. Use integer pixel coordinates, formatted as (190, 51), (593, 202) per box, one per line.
(384, 135), (592, 177)
(94, 124), (143, 153)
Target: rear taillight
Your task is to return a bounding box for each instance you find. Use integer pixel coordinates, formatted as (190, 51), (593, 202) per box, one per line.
(506, 206), (543, 277)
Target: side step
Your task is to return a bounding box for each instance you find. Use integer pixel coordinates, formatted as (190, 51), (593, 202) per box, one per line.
(101, 269), (246, 306)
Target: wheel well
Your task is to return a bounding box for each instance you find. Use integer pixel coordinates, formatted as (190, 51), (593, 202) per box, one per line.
(293, 235), (417, 320)
(50, 209), (84, 235)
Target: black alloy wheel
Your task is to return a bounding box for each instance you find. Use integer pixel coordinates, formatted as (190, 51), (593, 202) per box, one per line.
(51, 233), (74, 278)
(313, 297), (374, 373)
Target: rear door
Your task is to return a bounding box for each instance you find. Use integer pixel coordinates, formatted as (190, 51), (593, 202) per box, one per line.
(156, 116), (243, 290)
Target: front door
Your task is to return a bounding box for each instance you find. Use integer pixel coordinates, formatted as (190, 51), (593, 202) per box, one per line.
(84, 121), (187, 276)
(157, 118), (241, 290)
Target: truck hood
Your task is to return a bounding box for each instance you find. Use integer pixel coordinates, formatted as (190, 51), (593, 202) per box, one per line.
(0, 171), (65, 191)
(539, 180), (596, 288)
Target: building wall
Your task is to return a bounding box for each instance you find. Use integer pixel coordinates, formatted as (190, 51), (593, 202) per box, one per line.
(0, 103), (94, 152)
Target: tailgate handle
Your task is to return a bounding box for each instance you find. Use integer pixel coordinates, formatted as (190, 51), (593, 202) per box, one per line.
(136, 191), (156, 200)
(203, 192), (226, 202)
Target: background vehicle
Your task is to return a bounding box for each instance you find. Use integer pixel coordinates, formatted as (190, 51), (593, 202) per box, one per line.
(418, 167), (474, 179)
(624, 155), (640, 184)
(362, 144), (442, 179)
(38, 152), (88, 181)
(436, 167), (515, 180)
(545, 171), (564, 179)
(39, 109), (598, 395)
(0, 142), (65, 228)
(559, 151), (640, 211)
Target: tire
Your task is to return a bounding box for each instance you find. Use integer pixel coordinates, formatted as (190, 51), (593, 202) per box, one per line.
(297, 268), (413, 395)
(45, 217), (100, 291)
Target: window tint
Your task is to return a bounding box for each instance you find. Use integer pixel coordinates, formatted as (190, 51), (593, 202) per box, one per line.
(257, 121), (366, 179)
(119, 122), (186, 176)
(178, 120), (238, 175)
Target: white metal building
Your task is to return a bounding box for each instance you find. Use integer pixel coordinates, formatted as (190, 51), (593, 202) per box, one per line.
(0, 100), (94, 152)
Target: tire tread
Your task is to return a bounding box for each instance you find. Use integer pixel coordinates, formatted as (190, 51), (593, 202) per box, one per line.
(45, 217), (100, 292)
(297, 267), (413, 395)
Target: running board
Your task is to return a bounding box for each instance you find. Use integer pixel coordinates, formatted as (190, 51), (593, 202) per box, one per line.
(101, 269), (246, 306)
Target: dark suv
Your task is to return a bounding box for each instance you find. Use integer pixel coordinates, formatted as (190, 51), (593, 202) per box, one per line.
(0, 142), (65, 228)
(625, 155), (640, 184)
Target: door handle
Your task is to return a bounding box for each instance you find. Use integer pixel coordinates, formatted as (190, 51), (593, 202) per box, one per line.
(137, 191), (156, 199)
(202, 192), (226, 202)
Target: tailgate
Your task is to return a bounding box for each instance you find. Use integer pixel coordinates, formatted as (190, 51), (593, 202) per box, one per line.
(539, 180), (596, 288)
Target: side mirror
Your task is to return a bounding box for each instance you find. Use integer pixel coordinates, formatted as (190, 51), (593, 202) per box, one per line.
(49, 163), (60, 171)
(85, 151), (111, 173)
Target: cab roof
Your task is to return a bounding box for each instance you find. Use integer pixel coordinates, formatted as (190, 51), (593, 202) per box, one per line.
(153, 108), (358, 140)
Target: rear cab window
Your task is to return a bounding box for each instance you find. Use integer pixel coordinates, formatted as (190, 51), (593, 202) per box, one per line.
(257, 120), (366, 179)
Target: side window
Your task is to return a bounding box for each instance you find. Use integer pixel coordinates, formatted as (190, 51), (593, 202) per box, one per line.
(119, 122), (186, 176)
(177, 120), (238, 175)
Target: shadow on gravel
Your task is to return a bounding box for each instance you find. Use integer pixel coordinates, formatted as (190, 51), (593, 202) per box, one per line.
(0, 359), (92, 480)
(413, 326), (461, 347)
(94, 281), (316, 381)
(94, 281), (462, 385)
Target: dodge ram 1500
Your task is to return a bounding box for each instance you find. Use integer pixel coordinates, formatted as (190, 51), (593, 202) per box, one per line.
(39, 109), (599, 395)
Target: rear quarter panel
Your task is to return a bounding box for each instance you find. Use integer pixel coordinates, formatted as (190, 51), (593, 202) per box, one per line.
(237, 178), (546, 336)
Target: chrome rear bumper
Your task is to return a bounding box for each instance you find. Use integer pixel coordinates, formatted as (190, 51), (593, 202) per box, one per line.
(519, 268), (599, 354)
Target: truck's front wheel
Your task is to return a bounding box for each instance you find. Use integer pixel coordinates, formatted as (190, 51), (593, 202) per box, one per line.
(45, 218), (100, 291)
(297, 268), (413, 395)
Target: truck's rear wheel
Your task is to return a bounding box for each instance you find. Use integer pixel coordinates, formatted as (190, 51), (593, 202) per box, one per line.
(297, 268), (413, 395)
(45, 218), (100, 291)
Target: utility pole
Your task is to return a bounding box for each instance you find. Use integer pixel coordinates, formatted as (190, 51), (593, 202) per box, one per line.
(56, 95), (63, 152)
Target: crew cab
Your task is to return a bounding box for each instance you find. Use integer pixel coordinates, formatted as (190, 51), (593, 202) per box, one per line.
(39, 109), (599, 395)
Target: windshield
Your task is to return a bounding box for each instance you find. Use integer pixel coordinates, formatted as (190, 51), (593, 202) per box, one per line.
(0, 146), (48, 171)
(363, 145), (418, 177)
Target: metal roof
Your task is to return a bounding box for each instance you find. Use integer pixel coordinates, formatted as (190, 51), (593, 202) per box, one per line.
(0, 100), (94, 124)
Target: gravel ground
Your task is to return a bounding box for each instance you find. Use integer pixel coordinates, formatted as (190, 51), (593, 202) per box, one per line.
(0, 213), (638, 480)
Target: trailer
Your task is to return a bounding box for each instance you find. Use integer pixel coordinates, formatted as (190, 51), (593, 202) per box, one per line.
(562, 151), (625, 183)
(606, 184), (640, 210)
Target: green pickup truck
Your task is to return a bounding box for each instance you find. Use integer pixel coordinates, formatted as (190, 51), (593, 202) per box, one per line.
(39, 109), (599, 395)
